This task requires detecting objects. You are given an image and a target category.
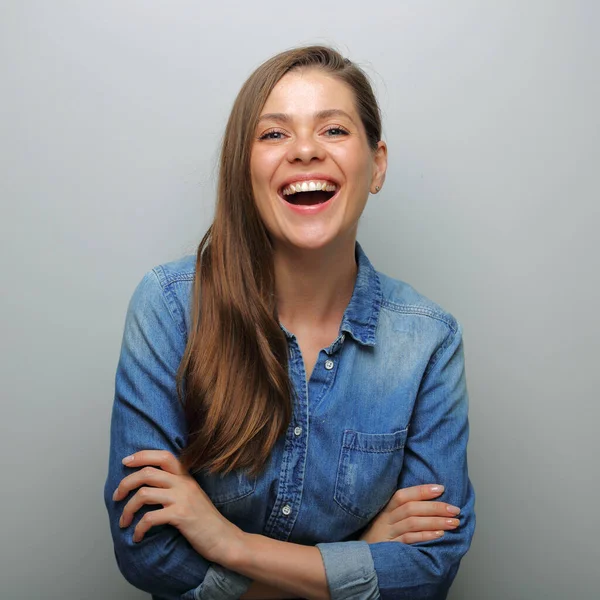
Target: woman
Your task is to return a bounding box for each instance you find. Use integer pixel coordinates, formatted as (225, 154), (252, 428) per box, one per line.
(104, 46), (475, 600)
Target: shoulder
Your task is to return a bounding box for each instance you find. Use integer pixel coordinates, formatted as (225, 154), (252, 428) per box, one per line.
(149, 254), (196, 288)
(375, 270), (461, 349)
(127, 254), (196, 338)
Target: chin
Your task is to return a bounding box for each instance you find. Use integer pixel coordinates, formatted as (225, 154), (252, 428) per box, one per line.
(278, 230), (344, 253)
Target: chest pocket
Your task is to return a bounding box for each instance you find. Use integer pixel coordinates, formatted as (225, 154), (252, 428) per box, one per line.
(334, 428), (408, 522)
(195, 469), (257, 507)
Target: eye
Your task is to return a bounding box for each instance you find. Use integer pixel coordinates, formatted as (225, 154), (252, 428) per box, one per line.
(258, 128), (287, 141)
(323, 126), (349, 137)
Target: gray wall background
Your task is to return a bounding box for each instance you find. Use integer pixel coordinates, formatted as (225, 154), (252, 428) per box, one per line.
(2, 1), (598, 599)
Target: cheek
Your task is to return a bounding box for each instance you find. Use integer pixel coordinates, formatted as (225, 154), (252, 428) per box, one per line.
(249, 164), (273, 227)
(250, 148), (279, 187)
(249, 155), (262, 192)
(333, 146), (373, 187)
(250, 166), (270, 218)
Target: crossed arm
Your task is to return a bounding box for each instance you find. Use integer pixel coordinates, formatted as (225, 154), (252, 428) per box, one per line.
(111, 447), (459, 600)
(104, 271), (474, 599)
(238, 483), (460, 600)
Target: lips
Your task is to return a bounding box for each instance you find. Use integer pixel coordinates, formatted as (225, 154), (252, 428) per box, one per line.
(277, 176), (340, 206)
(277, 186), (340, 216)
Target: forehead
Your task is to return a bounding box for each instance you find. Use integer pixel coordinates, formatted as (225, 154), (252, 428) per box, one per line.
(260, 69), (358, 118)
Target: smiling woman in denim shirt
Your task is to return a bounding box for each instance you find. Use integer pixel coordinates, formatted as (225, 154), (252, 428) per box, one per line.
(104, 46), (475, 600)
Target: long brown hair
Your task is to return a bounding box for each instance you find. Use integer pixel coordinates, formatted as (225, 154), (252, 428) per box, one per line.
(177, 46), (383, 476)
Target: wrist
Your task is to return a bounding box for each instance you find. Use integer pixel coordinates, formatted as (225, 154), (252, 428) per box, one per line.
(220, 526), (253, 571)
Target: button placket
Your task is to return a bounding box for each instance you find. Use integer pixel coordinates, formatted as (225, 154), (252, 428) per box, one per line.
(263, 335), (308, 540)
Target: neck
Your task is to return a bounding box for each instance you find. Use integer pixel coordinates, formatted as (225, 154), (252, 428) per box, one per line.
(274, 236), (358, 330)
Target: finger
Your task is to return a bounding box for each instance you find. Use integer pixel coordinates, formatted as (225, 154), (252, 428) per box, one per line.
(391, 500), (461, 521)
(394, 530), (446, 544)
(385, 484), (446, 513)
(390, 516), (460, 538)
(113, 466), (174, 502)
(132, 507), (173, 543)
(120, 486), (175, 528)
(121, 450), (187, 476)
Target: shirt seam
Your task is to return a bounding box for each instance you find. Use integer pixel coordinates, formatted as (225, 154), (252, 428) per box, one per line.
(152, 260), (195, 287)
(149, 266), (188, 339)
(424, 324), (461, 377)
(380, 299), (458, 332)
(160, 271), (195, 286)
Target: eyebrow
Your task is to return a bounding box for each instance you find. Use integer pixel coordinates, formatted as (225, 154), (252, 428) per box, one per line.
(257, 109), (356, 126)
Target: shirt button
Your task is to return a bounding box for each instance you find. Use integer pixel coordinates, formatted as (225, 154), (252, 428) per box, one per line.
(325, 359), (334, 370)
(282, 505), (292, 516)
(294, 426), (302, 436)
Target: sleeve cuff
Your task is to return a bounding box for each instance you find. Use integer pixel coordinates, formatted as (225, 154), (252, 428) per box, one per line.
(316, 541), (380, 600)
(182, 564), (252, 600)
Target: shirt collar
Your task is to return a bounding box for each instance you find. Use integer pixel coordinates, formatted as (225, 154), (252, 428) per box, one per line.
(339, 242), (382, 347)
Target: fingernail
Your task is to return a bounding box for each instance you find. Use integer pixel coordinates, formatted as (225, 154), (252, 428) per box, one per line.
(429, 485), (444, 493)
(122, 455), (134, 464)
(435, 530), (444, 537)
(446, 519), (459, 527)
(119, 515), (124, 528)
(447, 505), (461, 515)
(112, 488), (119, 501)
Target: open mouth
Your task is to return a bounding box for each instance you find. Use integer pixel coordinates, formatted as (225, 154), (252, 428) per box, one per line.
(279, 181), (338, 206)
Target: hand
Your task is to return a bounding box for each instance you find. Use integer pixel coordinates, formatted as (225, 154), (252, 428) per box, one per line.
(359, 484), (461, 544)
(112, 450), (243, 564)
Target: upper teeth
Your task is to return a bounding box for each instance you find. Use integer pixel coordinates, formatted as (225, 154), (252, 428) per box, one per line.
(282, 180), (337, 195)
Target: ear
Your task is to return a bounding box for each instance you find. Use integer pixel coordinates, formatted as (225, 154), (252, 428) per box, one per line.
(371, 140), (388, 194)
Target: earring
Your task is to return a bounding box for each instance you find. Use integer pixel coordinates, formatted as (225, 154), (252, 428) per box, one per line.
(375, 185), (380, 193)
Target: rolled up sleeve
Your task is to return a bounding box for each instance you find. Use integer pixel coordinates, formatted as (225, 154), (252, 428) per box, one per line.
(317, 323), (475, 600)
(104, 269), (251, 599)
(316, 541), (380, 600)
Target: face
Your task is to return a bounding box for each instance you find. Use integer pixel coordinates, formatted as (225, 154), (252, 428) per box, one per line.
(250, 68), (387, 253)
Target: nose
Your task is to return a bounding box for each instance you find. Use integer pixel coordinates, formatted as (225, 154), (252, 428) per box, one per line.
(285, 131), (326, 164)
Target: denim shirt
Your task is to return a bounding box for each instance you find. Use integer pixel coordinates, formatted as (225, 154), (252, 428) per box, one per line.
(104, 242), (475, 600)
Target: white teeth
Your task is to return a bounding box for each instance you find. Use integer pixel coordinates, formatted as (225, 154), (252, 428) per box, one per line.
(281, 180), (338, 196)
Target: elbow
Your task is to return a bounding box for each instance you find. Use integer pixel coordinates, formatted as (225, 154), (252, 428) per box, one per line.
(430, 510), (476, 580)
(104, 483), (148, 592)
(418, 550), (464, 597)
(379, 551), (463, 600)
(112, 531), (154, 592)
(104, 484), (207, 597)
(111, 521), (205, 598)
(373, 514), (475, 600)
(422, 487), (476, 588)
(110, 519), (174, 595)
(414, 516), (476, 598)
